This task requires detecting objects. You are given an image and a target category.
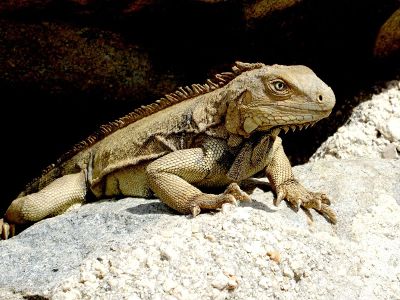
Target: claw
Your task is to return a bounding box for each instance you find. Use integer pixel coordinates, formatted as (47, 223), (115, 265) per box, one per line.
(191, 205), (201, 217)
(295, 200), (301, 211)
(1, 219), (10, 240)
(275, 190), (285, 206)
(319, 204), (337, 224)
(189, 185), (245, 216)
(224, 183), (251, 202)
(312, 198), (322, 211)
(317, 199), (322, 210)
(10, 224), (15, 237)
(321, 193), (331, 205)
(302, 197), (322, 211)
(227, 195), (238, 207)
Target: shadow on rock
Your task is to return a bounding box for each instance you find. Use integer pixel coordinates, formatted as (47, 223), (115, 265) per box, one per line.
(125, 201), (175, 215)
(241, 200), (276, 213)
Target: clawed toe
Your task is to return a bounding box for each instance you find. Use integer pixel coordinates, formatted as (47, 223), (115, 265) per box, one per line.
(190, 184), (250, 217)
(302, 195), (322, 211)
(224, 183), (251, 202)
(320, 193), (331, 205)
(317, 204), (337, 224)
(190, 193), (237, 217)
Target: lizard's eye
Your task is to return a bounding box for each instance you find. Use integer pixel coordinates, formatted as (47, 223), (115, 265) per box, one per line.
(272, 80), (287, 91)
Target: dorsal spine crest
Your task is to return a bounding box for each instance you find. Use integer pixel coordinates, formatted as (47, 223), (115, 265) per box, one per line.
(32, 62), (264, 184)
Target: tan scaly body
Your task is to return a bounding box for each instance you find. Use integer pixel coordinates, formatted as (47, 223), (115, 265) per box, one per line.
(1, 62), (337, 239)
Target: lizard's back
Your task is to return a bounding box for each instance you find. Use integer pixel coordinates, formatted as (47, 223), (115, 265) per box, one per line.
(87, 94), (206, 197)
(67, 84), (227, 199)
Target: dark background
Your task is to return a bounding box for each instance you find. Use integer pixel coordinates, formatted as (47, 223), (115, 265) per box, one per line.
(0, 0), (399, 212)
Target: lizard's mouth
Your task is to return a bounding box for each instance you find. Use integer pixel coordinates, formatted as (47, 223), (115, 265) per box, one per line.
(278, 120), (319, 134)
(264, 120), (319, 136)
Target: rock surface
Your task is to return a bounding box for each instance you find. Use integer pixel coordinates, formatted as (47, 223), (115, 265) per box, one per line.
(0, 159), (399, 299)
(312, 81), (400, 160)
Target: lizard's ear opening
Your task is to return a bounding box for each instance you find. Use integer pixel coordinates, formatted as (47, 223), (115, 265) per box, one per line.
(225, 90), (253, 136)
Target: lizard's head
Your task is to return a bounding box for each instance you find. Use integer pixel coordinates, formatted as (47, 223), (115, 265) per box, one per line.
(225, 62), (336, 137)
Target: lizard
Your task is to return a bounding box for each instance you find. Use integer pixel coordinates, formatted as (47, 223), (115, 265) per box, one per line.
(0, 61), (337, 239)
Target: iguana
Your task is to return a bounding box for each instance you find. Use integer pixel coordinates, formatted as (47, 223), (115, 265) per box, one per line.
(0, 62), (337, 239)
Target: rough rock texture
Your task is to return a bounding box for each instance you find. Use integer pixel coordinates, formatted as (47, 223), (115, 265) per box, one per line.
(311, 81), (400, 160)
(0, 159), (399, 299)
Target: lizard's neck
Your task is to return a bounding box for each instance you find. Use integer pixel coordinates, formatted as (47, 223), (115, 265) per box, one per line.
(190, 87), (237, 137)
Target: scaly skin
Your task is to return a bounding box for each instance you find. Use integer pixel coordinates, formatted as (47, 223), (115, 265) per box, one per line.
(1, 62), (336, 239)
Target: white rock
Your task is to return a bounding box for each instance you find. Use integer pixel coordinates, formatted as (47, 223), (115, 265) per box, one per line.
(127, 294), (142, 300)
(191, 223), (200, 234)
(258, 277), (270, 289)
(163, 278), (178, 293)
(55, 289), (82, 300)
(132, 248), (148, 264)
(381, 143), (398, 159)
(211, 273), (230, 290)
(221, 202), (236, 214)
(79, 271), (96, 284)
(171, 285), (194, 300)
(92, 260), (108, 278)
(232, 207), (251, 221)
(282, 266), (294, 278)
(386, 117), (400, 141)
(160, 244), (179, 262)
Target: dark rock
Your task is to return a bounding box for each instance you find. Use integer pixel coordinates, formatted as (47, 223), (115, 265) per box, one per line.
(243, 0), (302, 21)
(374, 8), (400, 58)
(0, 20), (177, 102)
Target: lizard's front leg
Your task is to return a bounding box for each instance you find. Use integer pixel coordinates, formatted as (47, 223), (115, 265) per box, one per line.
(146, 143), (250, 216)
(266, 138), (337, 224)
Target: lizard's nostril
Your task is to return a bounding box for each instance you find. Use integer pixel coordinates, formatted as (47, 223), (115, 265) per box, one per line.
(318, 95), (323, 102)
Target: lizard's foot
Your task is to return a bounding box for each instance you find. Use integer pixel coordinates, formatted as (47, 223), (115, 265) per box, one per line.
(0, 218), (15, 240)
(275, 179), (337, 224)
(190, 183), (251, 217)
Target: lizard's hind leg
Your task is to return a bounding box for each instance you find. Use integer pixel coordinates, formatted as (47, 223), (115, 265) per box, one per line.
(1, 171), (87, 239)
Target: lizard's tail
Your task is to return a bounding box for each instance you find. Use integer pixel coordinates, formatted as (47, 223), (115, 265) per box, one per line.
(18, 164), (65, 197)
(18, 144), (92, 199)
(18, 153), (86, 197)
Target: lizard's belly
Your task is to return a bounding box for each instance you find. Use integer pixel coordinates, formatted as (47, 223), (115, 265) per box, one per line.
(196, 173), (234, 189)
(91, 163), (153, 198)
(195, 153), (267, 189)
